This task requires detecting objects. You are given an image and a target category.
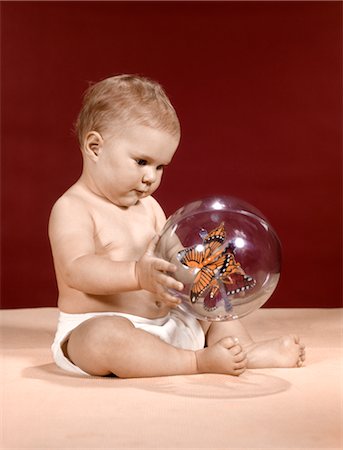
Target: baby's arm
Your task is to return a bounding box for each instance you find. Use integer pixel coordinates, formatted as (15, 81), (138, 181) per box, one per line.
(48, 196), (182, 304)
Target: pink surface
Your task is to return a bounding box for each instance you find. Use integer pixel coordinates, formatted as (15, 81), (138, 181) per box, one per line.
(1, 307), (342, 449)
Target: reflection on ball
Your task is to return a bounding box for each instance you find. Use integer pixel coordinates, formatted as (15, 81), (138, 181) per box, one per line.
(155, 196), (281, 321)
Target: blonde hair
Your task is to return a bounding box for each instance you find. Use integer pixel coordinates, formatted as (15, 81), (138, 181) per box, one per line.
(75, 74), (180, 148)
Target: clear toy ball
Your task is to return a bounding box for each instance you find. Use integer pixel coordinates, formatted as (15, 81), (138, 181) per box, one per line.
(155, 196), (281, 321)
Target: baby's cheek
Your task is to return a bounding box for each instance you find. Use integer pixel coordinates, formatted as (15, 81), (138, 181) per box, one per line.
(152, 176), (162, 192)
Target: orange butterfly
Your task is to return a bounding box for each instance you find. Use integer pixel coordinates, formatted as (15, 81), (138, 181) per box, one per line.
(177, 222), (255, 311)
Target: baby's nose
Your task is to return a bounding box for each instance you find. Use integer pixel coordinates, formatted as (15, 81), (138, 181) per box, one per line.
(142, 167), (157, 184)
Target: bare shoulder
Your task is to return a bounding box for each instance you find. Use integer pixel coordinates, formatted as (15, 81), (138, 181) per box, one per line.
(142, 196), (167, 233)
(48, 184), (93, 240)
(50, 185), (89, 217)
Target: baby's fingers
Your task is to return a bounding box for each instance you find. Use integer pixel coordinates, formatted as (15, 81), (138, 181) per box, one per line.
(158, 272), (183, 292)
(158, 290), (182, 308)
(154, 258), (177, 274)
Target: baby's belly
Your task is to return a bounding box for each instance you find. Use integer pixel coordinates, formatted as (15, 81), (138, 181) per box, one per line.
(58, 288), (171, 319)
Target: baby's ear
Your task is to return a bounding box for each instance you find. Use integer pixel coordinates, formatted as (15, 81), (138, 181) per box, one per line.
(84, 131), (103, 161)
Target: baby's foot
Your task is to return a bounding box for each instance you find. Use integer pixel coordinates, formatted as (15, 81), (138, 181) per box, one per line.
(196, 337), (247, 376)
(245, 335), (306, 369)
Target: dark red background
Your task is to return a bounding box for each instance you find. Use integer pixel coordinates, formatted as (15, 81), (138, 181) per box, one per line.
(1, 2), (342, 309)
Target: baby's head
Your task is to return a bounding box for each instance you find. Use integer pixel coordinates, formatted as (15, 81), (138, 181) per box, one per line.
(75, 74), (180, 150)
(75, 75), (180, 207)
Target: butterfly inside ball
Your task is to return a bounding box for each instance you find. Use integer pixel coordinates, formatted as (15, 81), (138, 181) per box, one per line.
(177, 222), (256, 311)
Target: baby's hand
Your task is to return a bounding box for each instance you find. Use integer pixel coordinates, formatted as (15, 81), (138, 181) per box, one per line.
(135, 237), (184, 307)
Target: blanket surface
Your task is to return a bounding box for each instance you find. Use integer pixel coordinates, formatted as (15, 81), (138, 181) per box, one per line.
(1, 307), (342, 449)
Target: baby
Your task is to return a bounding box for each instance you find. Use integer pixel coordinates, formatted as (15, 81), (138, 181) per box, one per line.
(49, 74), (305, 377)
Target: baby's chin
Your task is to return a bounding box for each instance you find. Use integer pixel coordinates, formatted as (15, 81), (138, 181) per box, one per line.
(110, 191), (148, 208)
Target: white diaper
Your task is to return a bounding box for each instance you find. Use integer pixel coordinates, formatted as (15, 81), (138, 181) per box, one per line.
(51, 308), (205, 376)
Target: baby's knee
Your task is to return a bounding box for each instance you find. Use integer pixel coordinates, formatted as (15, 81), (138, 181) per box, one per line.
(86, 315), (134, 343)
(66, 316), (134, 375)
(69, 315), (133, 351)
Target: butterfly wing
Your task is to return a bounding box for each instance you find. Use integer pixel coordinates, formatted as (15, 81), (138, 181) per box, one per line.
(219, 252), (256, 295)
(190, 266), (216, 303)
(177, 245), (206, 269)
(177, 222), (256, 311)
(203, 222), (226, 253)
(178, 222), (226, 268)
(224, 273), (256, 295)
(190, 253), (228, 303)
(203, 288), (219, 311)
(177, 244), (212, 302)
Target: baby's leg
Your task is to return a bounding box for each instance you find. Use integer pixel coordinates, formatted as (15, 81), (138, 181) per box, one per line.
(66, 315), (246, 377)
(205, 319), (305, 368)
(202, 318), (254, 347)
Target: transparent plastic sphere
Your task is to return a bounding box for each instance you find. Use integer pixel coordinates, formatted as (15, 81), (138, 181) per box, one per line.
(155, 196), (281, 321)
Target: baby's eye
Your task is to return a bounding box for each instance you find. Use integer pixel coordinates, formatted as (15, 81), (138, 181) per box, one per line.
(136, 159), (147, 166)
(157, 165), (165, 170)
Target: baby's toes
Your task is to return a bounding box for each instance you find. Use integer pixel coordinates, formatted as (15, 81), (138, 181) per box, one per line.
(234, 366), (246, 376)
(298, 346), (306, 365)
(233, 357), (247, 375)
(236, 356), (247, 369)
(230, 343), (243, 357)
(233, 348), (246, 373)
(295, 345), (305, 367)
(297, 358), (304, 367)
(287, 334), (300, 345)
(234, 348), (246, 362)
